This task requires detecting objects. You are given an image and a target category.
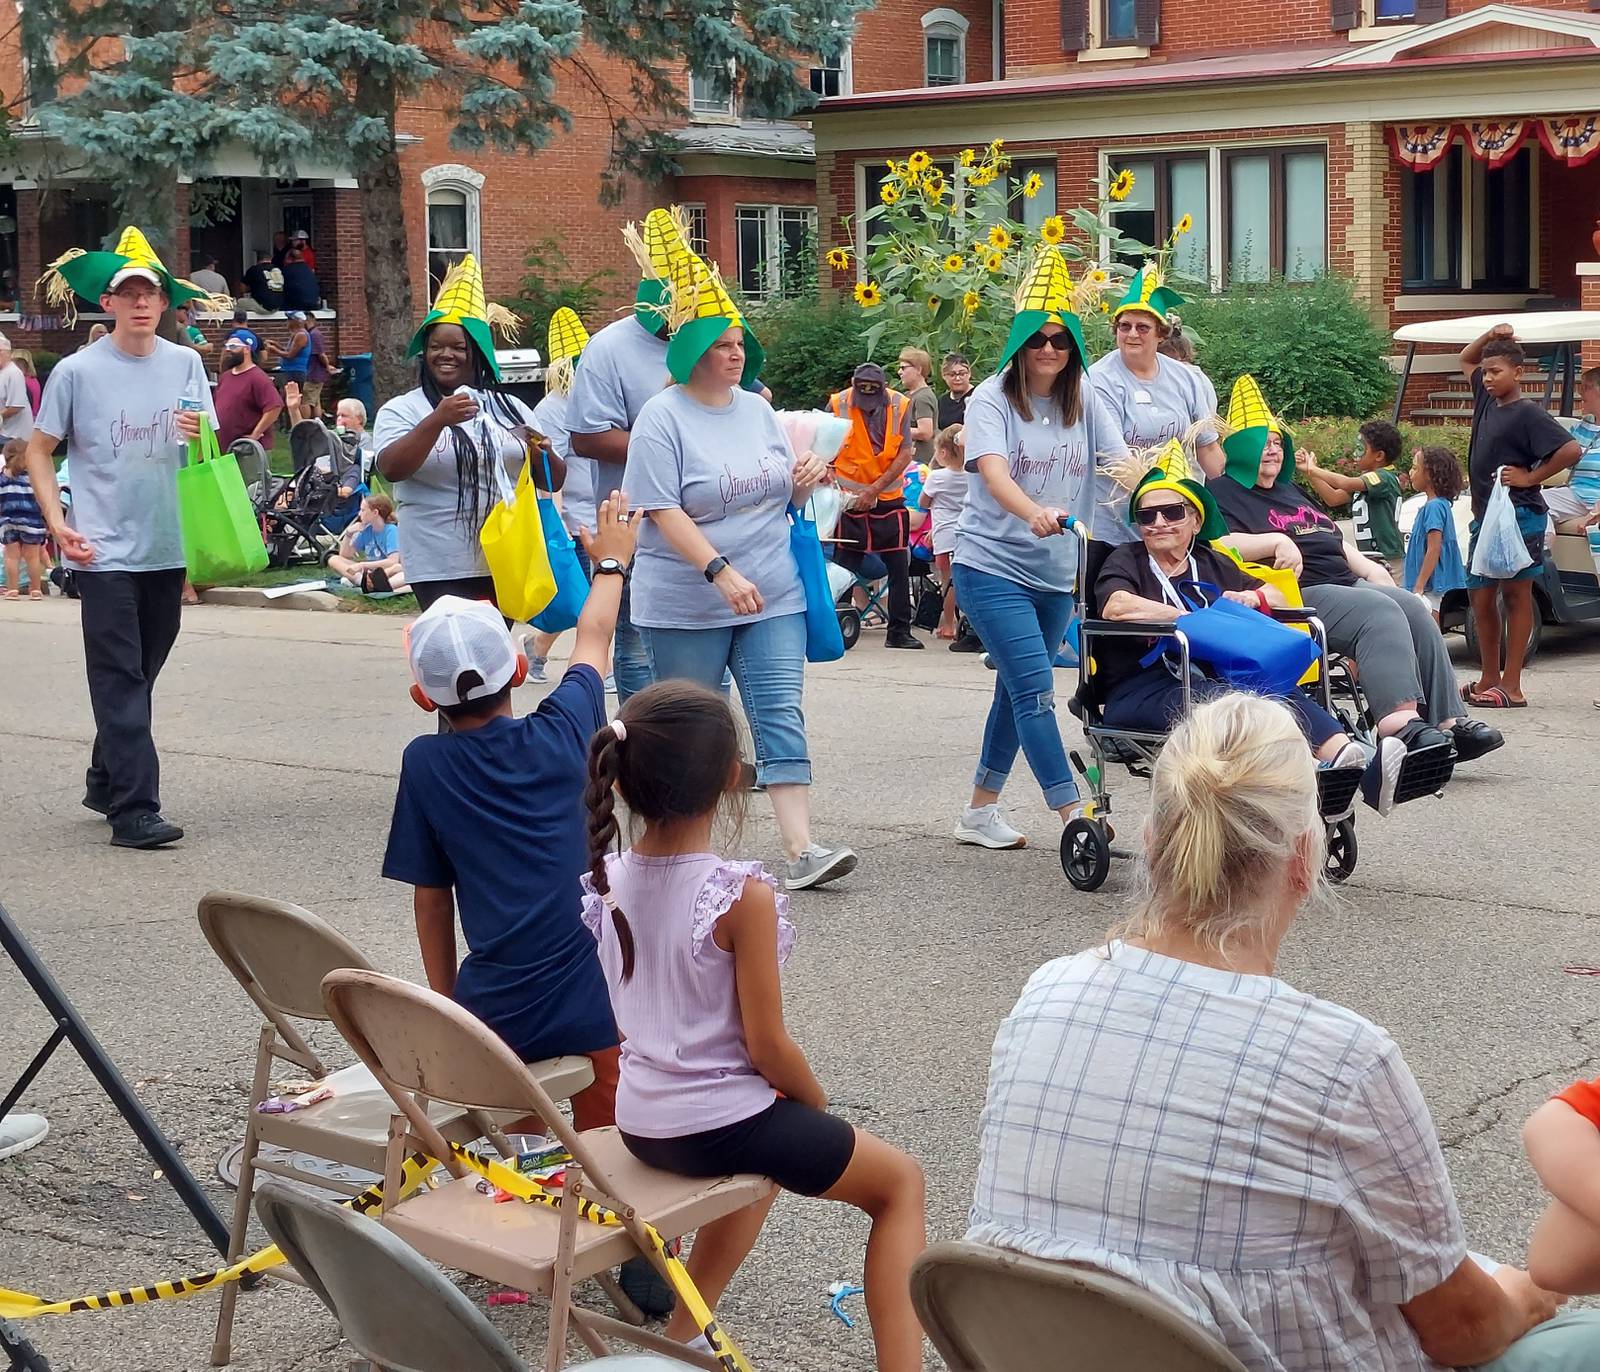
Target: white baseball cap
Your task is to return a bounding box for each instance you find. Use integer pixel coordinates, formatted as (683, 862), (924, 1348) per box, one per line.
(106, 265), (164, 292)
(406, 596), (519, 707)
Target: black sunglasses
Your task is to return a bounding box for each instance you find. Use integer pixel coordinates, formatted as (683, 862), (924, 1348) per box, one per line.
(854, 382), (883, 394)
(1022, 332), (1071, 353)
(1134, 501), (1191, 527)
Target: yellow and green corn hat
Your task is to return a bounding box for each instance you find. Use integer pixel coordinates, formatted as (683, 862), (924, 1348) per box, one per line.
(1112, 263), (1184, 323)
(544, 307), (590, 397)
(663, 254), (764, 387)
(624, 206), (696, 325)
(1221, 374), (1295, 486)
(1129, 438), (1227, 542)
(407, 255), (521, 380)
(38, 225), (231, 327)
(997, 243), (1087, 372)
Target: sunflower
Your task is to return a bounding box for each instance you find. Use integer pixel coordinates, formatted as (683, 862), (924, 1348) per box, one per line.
(943, 252), (965, 272)
(884, 158), (897, 173)
(1176, 213), (1194, 235)
(927, 295), (942, 312)
(969, 165), (997, 189)
(854, 280), (883, 308)
(959, 148), (977, 167)
(962, 289), (981, 314)
(907, 150), (932, 174)
(924, 168), (946, 193)
(924, 183), (948, 207)
(1040, 215), (1066, 245)
(1021, 172), (1043, 199)
(1108, 168), (1136, 202)
(984, 250), (1005, 273)
(987, 224), (1011, 251)
(881, 183), (902, 206)
(987, 137), (1006, 157)
(825, 247), (851, 271)
(1100, 300), (1110, 313)
(1089, 267), (1109, 285)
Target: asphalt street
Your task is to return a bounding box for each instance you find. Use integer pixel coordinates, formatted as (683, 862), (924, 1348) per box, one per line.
(2, 594), (1598, 1371)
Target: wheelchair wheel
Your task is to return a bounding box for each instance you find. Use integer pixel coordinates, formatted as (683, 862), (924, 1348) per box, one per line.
(1061, 818), (1111, 891)
(837, 607), (861, 651)
(1325, 818), (1358, 884)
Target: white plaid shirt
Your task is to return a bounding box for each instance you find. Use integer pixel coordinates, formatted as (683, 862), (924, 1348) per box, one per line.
(969, 942), (1466, 1372)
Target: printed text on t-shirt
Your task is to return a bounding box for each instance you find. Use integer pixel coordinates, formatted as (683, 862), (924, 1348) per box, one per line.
(1008, 439), (1085, 490)
(110, 408), (175, 460)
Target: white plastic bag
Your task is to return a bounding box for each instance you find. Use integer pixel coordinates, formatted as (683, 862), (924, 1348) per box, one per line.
(1469, 468), (1535, 580)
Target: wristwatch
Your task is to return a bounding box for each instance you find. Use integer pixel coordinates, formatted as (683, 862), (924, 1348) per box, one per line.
(703, 555), (730, 583)
(593, 558), (627, 578)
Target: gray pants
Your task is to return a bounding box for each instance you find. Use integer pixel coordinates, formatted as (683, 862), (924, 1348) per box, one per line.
(1301, 581), (1458, 725)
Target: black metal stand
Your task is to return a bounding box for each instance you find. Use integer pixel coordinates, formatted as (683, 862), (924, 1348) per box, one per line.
(1, 900), (237, 1371)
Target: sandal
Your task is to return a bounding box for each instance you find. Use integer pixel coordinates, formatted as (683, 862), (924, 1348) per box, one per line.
(27, 590), (41, 600)
(1467, 685), (1527, 709)
(0, 588), (16, 599)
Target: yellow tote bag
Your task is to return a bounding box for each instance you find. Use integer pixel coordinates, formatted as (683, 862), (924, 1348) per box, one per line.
(1211, 542), (1320, 685)
(480, 453), (558, 621)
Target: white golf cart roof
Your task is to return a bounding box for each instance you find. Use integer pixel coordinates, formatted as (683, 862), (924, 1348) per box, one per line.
(1394, 311), (1600, 346)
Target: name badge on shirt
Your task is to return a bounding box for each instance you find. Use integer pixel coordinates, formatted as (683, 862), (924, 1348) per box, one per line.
(1134, 389), (1154, 405)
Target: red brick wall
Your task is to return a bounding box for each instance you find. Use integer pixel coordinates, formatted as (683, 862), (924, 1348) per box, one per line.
(850, 0), (995, 92)
(1546, 159), (1600, 307)
(676, 175), (817, 273)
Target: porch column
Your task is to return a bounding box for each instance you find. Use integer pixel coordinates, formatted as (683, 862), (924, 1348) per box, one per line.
(1581, 264), (1600, 369)
(15, 186), (40, 317)
(329, 186), (369, 353)
(1343, 122), (1390, 314)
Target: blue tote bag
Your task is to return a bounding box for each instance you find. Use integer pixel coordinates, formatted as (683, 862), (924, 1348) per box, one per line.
(1143, 580), (1318, 697)
(529, 448), (591, 634)
(789, 500), (845, 663)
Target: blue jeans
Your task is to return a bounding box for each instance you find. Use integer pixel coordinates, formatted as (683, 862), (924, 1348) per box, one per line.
(953, 565), (1079, 810)
(613, 574), (651, 705)
(641, 611), (811, 786)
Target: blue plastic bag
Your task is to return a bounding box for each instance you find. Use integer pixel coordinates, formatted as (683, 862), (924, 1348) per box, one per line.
(1142, 580), (1318, 696)
(789, 500), (845, 663)
(529, 448), (591, 634)
(1469, 470), (1535, 581)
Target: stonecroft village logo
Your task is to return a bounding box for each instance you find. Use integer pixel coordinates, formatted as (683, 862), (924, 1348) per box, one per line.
(109, 407), (176, 461)
(1267, 504), (1335, 537)
(719, 457), (780, 509)
(1007, 438), (1085, 488)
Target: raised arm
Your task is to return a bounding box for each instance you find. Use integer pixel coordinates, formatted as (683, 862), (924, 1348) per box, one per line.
(1461, 322), (1515, 379)
(570, 495), (638, 676)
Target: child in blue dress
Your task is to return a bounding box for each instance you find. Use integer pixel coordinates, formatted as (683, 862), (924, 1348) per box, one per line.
(1402, 445), (1468, 625)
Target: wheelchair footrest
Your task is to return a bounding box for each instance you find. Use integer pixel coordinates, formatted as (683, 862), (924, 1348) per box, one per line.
(1316, 767), (1362, 820)
(1394, 741), (1455, 806)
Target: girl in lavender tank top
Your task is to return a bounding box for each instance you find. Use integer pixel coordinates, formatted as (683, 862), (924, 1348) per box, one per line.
(581, 681), (927, 1372)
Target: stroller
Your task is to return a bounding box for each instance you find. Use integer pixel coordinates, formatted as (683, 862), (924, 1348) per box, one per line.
(255, 421), (361, 569)
(809, 486), (865, 651)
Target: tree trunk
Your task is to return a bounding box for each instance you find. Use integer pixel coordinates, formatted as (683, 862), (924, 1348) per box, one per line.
(356, 69), (415, 406)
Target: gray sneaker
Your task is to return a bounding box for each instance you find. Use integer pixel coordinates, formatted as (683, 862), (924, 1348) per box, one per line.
(954, 804), (1027, 850)
(526, 655), (548, 684)
(786, 844), (858, 890)
(0, 1112), (48, 1160)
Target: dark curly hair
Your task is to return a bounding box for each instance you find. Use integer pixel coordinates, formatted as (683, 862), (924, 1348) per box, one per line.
(1416, 445), (1464, 504)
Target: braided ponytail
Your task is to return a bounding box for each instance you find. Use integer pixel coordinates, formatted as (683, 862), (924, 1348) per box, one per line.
(585, 729), (636, 981)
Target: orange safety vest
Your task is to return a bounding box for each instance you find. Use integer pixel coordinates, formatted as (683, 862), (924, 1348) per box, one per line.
(829, 388), (911, 500)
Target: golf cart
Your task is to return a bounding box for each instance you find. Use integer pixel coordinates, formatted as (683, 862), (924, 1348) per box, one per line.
(1392, 311), (1600, 661)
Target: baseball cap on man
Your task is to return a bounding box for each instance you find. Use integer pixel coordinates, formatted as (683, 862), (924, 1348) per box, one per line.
(406, 596), (522, 708)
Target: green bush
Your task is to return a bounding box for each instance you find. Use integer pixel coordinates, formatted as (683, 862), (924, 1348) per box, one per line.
(500, 238), (616, 354)
(748, 295), (921, 410)
(1177, 275), (1395, 421)
(1290, 416), (1470, 511)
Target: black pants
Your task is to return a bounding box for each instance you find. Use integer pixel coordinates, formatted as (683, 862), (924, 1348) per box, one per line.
(77, 568), (185, 821)
(833, 500), (912, 635)
(412, 575), (497, 613)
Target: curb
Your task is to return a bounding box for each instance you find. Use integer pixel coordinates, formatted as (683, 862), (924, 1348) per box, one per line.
(198, 586), (344, 612)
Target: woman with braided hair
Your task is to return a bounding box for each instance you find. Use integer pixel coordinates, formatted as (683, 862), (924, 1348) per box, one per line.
(581, 679), (927, 1370)
(373, 255), (565, 612)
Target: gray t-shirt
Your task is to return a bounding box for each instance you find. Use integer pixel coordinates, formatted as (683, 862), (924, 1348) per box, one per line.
(564, 314), (670, 514)
(371, 386), (536, 583)
(623, 385), (805, 630)
(0, 362), (33, 441)
(909, 383), (938, 468)
(954, 373), (1131, 593)
(35, 336), (216, 573)
(531, 389), (595, 538)
(1088, 351), (1217, 454)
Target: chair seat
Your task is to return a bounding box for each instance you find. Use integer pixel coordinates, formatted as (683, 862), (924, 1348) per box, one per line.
(258, 1056), (596, 1172)
(384, 1126), (771, 1295)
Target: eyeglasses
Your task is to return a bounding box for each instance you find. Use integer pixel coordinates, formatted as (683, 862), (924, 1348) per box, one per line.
(1022, 332), (1071, 353)
(854, 382), (883, 395)
(1134, 502), (1191, 527)
(1116, 320), (1155, 336)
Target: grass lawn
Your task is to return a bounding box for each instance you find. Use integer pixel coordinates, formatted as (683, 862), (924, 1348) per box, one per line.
(220, 565), (418, 615)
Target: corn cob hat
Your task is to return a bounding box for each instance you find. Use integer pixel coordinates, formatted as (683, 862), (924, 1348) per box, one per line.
(407, 255), (521, 380)
(544, 308), (589, 397)
(1111, 263), (1184, 324)
(38, 225), (232, 327)
(997, 242), (1087, 373)
(1220, 374), (1296, 487)
(1128, 438), (1227, 541)
(662, 254), (765, 386)
(624, 206), (695, 327)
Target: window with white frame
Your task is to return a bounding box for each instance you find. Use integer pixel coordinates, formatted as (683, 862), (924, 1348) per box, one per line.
(810, 42), (852, 97)
(735, 205), (817, 301)
(422, 165), (484, 296)
(922, 9), (968, 86)
(1102, 0), (1138, 44)
(690, 62), (735, 117)
(683, 203), (710, 257)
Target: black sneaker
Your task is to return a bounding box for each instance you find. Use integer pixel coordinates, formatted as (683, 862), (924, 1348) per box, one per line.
(885, 631), (925, 650)
(1450, 718), (1504, 764)
(617, 1254), (676, 1318)
(949, 633), (984, 653)
(82, 792), (111, 819)
(110, 813), (184, 849)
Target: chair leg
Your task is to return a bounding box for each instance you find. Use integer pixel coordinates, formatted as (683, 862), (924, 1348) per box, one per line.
(596, 1270), (645, 1326)
(545, 1168), (588, 1372)
(211, 1028), (275, 1368)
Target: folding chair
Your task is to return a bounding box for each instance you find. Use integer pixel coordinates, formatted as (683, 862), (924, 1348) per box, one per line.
(199, 892), (595, 1366)
(253, 1181), (696, 1372)
(321, 968), (773, 1372)
(910, 1240), (1249, 1372)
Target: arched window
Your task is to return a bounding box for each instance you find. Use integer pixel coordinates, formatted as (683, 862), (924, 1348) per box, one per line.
(421, 165), (484, 294)
(921, 9), (969, 86)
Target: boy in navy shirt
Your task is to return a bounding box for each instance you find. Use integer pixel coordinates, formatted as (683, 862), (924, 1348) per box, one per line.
(383, 496), (635, 1130)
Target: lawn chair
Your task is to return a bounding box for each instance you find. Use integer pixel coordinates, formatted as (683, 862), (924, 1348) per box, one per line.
(321, 968), (773, 1372)
(910, 1240), (1249, 1372)
(199, 892), (595, 1366)
(253, 1181), (696, 1372)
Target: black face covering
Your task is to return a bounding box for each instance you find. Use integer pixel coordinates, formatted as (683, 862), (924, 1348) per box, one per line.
(852, 364), (890, 449)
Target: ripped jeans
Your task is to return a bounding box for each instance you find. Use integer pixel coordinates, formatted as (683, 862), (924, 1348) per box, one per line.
(953, 564), (1080, 810)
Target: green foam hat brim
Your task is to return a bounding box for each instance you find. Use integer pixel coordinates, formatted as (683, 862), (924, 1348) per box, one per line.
(665, 316), (766, 387)
(634, 278), (671, 326)
(1113, 283), (1185, 321)
(1221, 425), (1297, 488)
(1129, 467), (1229, 543)
(55, 251), (206, 308)
(407, 314), (501, 381)
(997, 309), (1087, 374)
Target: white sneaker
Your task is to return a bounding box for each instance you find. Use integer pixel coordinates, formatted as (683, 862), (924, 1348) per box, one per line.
(0, 1112), (48, 1160)
(954, 804), (1027, 850)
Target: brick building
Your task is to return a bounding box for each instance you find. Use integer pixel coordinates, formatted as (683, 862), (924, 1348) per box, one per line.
(811, 0), (1600, 415)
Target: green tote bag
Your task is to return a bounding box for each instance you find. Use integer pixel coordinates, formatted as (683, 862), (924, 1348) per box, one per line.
(176, 416), (268, 584)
